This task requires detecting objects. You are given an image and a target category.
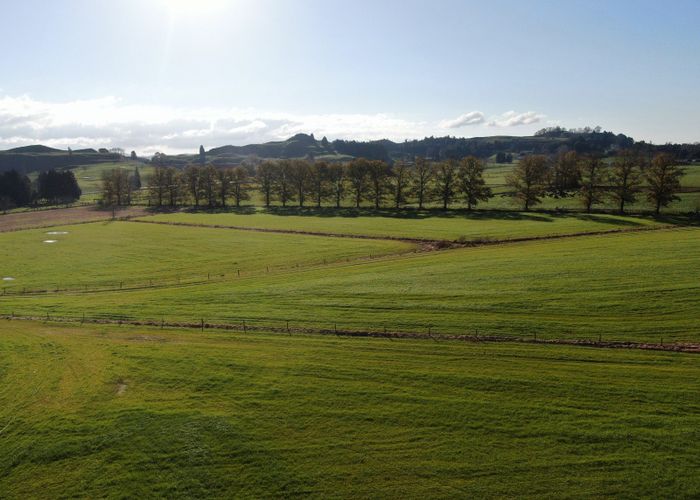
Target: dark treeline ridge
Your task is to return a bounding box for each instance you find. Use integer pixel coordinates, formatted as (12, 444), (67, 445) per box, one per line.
(3, 127), (700, 175)
(129, 150), (684, 215)
(0, 169), (81, 211)
(0, 145), (123, 175)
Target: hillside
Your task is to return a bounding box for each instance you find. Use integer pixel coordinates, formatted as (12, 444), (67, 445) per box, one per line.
(3, 129), (700, 174)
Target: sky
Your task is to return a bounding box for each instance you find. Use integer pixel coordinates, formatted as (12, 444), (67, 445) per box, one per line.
(1, 0), (699, 155)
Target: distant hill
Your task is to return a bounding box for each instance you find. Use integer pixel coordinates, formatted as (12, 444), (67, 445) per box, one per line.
(2, 129), (699, 173)
(0, 147), (123, 174)
(5, 145), (65, 154)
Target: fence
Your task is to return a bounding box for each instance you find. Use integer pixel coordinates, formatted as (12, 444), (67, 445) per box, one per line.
(1, 311), (697, 354)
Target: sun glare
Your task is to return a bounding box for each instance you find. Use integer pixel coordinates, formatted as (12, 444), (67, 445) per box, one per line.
(162, 0), (229, 16)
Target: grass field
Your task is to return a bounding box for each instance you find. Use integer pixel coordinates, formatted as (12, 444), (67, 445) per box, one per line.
(137, 209), (668, 241)
(2, 220), (699, 343)
(69, 162), (152, 200)
(0, 320), (698, 498)
(0, 221), (413, 290)
(1, 207), (698, 498)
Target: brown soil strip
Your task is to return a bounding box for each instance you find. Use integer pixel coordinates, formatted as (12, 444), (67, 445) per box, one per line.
(0, 206), (150, 232)
(2, 315), (697, 354)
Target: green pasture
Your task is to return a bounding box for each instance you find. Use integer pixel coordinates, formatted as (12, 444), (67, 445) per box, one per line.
(137, 209), (666, 241)
(0, 221), (414, 290)
(0, 321), (697, 498)
(70, 162), (151, 195)
(3, 226), (699, 343)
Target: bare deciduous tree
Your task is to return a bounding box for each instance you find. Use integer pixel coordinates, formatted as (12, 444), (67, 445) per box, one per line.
(645, 153), (684, 214)
(506, 155), (549, 211)
(458, 156), (492, 210)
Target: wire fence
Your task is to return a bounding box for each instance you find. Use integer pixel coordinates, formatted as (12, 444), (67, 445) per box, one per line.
(1, 311), (698, 354)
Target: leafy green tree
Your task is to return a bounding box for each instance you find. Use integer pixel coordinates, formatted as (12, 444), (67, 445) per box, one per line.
(0, 170), (32, 208)
(37, 169), (81, 204)
(506, 155), (549, 211)
(457, 156), (492, 210)
(645, 153), (684, 214)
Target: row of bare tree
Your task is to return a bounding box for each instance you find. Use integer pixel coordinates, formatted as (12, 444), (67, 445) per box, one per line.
(508, 150), (684, 213)
(145, 165), (249, 208)
(116, 151), (683, 214)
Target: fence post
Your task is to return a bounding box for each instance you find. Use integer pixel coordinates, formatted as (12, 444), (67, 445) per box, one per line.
(237, 269), (240, 277)
(201, 318), (204, 331)
(286, 320), (290, 333)
(243, 320), (247, 333)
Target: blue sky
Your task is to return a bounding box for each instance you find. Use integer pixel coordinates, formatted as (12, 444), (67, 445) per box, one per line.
(1, 0), (699, 153)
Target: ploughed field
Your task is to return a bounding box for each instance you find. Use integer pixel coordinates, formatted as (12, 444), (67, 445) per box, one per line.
(0, 321), (698, 498)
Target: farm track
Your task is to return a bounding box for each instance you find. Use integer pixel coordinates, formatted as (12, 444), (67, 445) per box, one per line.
(126, 216), (682, 248)
(2, 314), (698, 354)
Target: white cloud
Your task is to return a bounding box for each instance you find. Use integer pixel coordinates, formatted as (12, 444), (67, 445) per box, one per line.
(439, 111), (485, 128)
(0, 94), (551, 155)
(0, 94), (431, 155)
(487, 110), (544, 127)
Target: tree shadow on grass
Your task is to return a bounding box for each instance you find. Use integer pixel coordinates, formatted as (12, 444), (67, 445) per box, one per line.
(259, 206), (557, 222)
(148, 204), (698, 227)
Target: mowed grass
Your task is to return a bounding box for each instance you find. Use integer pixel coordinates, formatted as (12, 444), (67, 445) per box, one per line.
(0, 221), (414, 290)
(3, 227), (700, 343)
(138, 208), (666, 241)
(0, 320), (698, 498)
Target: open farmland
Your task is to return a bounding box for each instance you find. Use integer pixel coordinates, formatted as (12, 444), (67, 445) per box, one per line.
(136, 208), (668, 242)
(0, 220), (414, 290)
(0, 320), (698, 498)
(1, 214), (699, 344)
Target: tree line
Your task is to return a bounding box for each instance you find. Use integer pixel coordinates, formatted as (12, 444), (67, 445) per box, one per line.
(124, 151), (685, 214)
(506, 150), (684, 214)
(0, 169), (81, 212)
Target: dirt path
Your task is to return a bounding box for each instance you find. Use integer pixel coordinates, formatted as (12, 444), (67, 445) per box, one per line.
(126, 217), (679, 249)
(2, 315), (698, 354)
(0, 206), (150, 232)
